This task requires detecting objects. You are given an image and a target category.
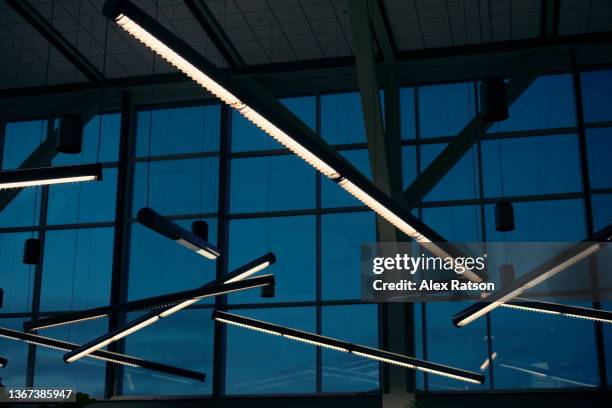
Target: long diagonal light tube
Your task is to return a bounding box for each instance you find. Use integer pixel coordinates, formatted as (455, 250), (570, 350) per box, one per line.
(23, 253), (276, 332)
(0, 163), (103, 190)
(452, 224), (612, 327)
(213, 311), (484, 384)
(63, 259), (276, 363)
(101, 0), (483, 283)
(499, 299), (612, 324)
(0, 327), (205, 381)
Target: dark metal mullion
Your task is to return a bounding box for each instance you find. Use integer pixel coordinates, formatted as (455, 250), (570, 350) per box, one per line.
(25, 116), (53, 387)
(315, 91), (323, 394)
(571, 49), (608, 389)
(0, 120), (6, 168)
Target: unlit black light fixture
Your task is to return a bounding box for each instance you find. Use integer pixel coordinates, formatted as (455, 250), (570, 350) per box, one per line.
(24, 252), (277, 332)
(495, 200), (515, 232)
(213, 310), (484, 384)
(137, 207), (220, 260)
(191, 220), (208, 241)
(0, 163), (102, 190)
(452, 224), (612, 327)
(0, 357), (7, 368)
(23, 238), (41, 265)
(480, 77), (509, 123)
(0, 326), (205, 381)
(57, 114), (84, 154)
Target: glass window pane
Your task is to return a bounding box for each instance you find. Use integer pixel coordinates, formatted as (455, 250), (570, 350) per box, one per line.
(2, 120), (47, 170)
(420, 144), (479, 202)
(592, 194), (612, 230)
(122, 309), (213, 396)
(322, 212), (375, 300)
(40, 228), (114, 312)
(132, 158), (219, 216)
(47, 168), (117, 224)
(321, 92), (366, 145)
(225, 307), (316, 394)
(492, 74), (576, 132)
(402, 146), (417, 187)
(321, 149), (371, 208)
(0, 232), (36, 313)
(419, 82), (475, 138)
(228, 216), (315, 304)
(586, 128), (612, 189)
(581, 69), (612, 123)
(0, 318), (28, 387)
(422, 205), (482, 242)
(136, 105), (220, 157)
(0, 187), (40, 228)
(401, 87), (416, 140)
(53, 113), (120, 165)
(321, 304), (379, 392)
(230, 155), (315, 213)
(281, 96), (316, 130)
(482, 135), (582, 197)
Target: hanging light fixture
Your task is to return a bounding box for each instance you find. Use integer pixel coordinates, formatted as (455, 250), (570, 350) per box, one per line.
(56, 114), (84, 154)
(452, 224), (612, 327)
(0, 288), (4, 308)
(0, 326), (205, 381)
(0, 357), (7, 368)
(191, 220), (208, 241)
(101, 0), (485, 284)
(24, 252), (277, 332)
(0, 163), (102, 190)
(479, 77), (509, 123)
(500, 299), (612, 324)
(495, 200), (515, 232)
(22, 238), (41, 265)
(213, 311), (484, 384)
(137, 207), (220, 260)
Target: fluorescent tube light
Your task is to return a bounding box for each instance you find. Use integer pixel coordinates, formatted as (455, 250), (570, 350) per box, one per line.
(0, 163), (102, 190)
(452, 224), (612, 327)
(0, 357), (7, 368)
(213, 311), (484, 384)
(480, 352), (497, 371)
(137, 207), (220, 260)
(102, 0), (484, 283)
(0, 326), (205, 381)
(24, 253), (277, 332)
(63, 275), (274, 363)
(500, 299), (612, 324)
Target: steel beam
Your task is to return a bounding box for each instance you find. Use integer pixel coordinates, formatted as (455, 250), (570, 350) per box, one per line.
(6, 0), (105, 83)
(183, 0), (245, 68)
(403, 49), (558, 208)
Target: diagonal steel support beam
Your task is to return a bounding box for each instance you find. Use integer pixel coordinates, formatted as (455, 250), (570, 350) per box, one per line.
(0, 90), (112, 213)
(7, 0), (105, 83)
(183, 0), (245, 68)
(403, 48), (558, 209)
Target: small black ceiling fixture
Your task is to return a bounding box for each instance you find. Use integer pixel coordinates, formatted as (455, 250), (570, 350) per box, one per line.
(480, 77), (509, 123)
(22, 238), (41, 265)
(495, 200), (515, 232)
(57, 114), (84, 154)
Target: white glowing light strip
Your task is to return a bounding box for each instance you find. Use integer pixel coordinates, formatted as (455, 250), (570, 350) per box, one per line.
(456, 244), (601, 327)
(283, 335), (349, 353)
(158, 299), (199, 317)
(215, 317), (282, 337)
(224, 261), (271, 284)
(115, 14), (339, 179)
(480, 352), (497, 371)
(500, 303), (612, 324)
(28, 313), (108, 331)
(0, 175), (97, 190)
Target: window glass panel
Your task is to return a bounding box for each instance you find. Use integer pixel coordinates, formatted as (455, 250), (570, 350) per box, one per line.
(581, 70), (612, 123)
(228, 216), (315, 304)
(492, 74), (576, 132)
(420, 144), (479, 202)
(402, 146), (417, 187)
(132, 158), (219, 216)
(419, 82), (475, 138)
(53, 113), (120, 165)
(230, 155), (315, 213)
(2, 120), (47, 169)
(122, 309), (213, 395)
(321, 304), (379, 392)
(400, 87), (416, 140)
(40, 228), (114, 312)
(422, 205), (482, 242)
(322, 212), (375, 300)
(0, 318), (28, 387)
(47, 168), (117, 224)
(136, 105), (220, 157)
(0, 188), (40, 227)
(482, 135), (582, 197)
(225, 307), (316, 394)
(321, 92), (366, 145)
(321, 149), (371, 208)
(592, 194), (612, 230)
(128, 218), (217, 301)
(0, 232), (35, 313)
(586, 128), (612, 189)
(281, 96), (316, 130)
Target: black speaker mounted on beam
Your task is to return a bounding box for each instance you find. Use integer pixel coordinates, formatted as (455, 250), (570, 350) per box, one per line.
(23, 238), (41, 265)
(57, 114), (84, 154)
(495, 200), (515, 232)
(480, 77), (509, 123)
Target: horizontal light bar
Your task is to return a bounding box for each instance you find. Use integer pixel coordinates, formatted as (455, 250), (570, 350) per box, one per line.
(63, 275), (274, 363)
(137, 207), (220, 259)
(213, 311), (484, 384)
(0, 326), (205, 381)
(452, 224), (612, 327)
(0, 163), (102, 190)
(500, 298), (612, 324)
(102, 0), (484, 283)
(0, 356), (7, 368)
(23, 253), (277, 332)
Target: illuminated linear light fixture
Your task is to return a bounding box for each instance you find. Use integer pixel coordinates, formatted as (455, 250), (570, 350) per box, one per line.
(0, 357), (7, 368)
(479, 352), (497, 371)
(499, 299), (612, 324)
(212, 311), (484, 385)
(101, 0), (483, 284)
(0, 163), (102, 190)
(137, 207), (220, 260)
(452, 224), (612, 327)
(63, 272), (275, 363)
(24, 253), (276, 332)
(0, 327), (205, 381)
